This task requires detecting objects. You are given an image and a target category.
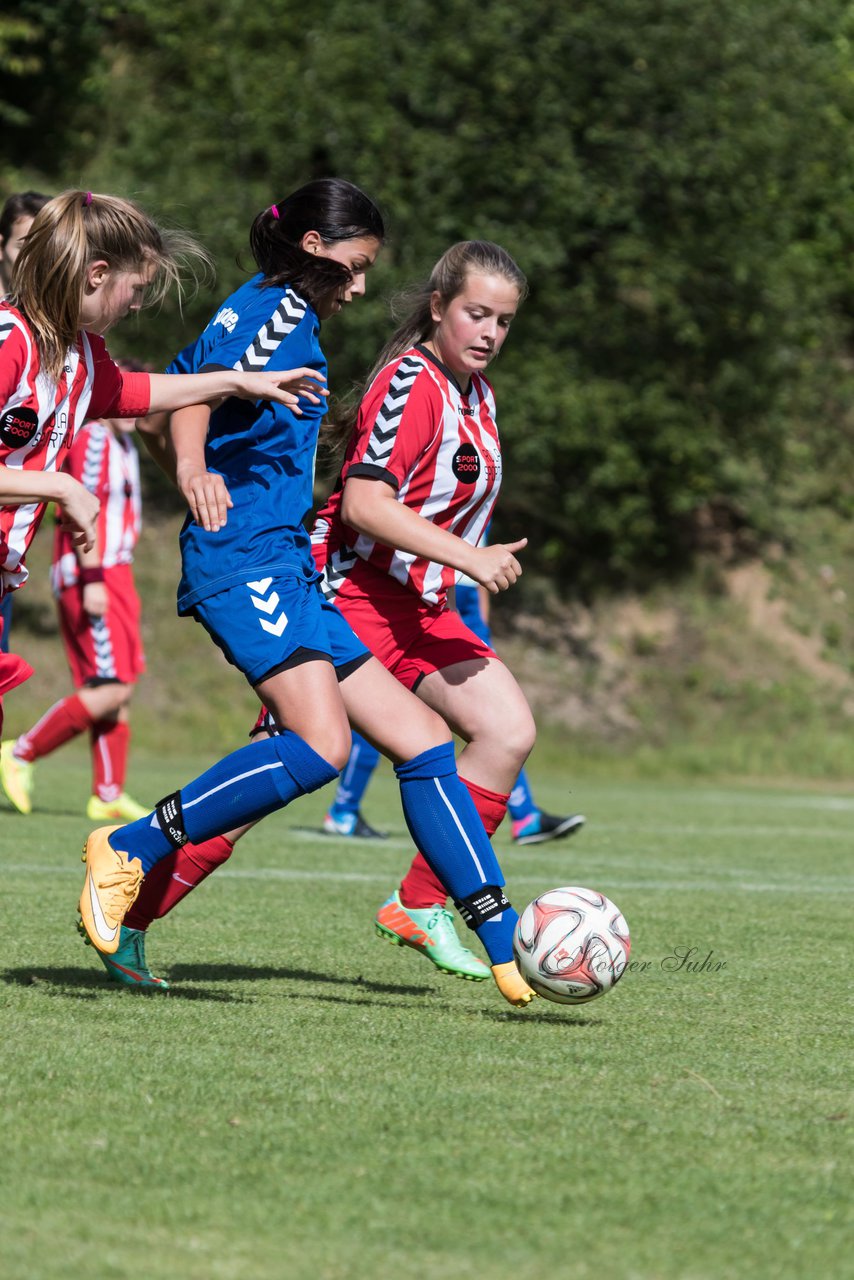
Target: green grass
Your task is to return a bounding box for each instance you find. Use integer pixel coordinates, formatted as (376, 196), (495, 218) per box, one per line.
(1, 751), (851, 1280)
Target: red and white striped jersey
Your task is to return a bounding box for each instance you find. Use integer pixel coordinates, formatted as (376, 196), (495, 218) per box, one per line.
(0, 303), (150, 594)
(51, 422), (142, 591)
(312, 344), (502, 605)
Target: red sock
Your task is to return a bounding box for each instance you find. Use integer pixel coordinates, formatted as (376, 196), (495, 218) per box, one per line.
(15, 694), (92, 762)
(124, 836), (235, 931)
(91, 718), (130, 801)
(398, 777), (510, 909)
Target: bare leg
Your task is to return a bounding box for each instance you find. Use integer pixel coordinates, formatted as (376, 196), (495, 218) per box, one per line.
(416, 657), (536, 793)
(337, 654), (451, 760)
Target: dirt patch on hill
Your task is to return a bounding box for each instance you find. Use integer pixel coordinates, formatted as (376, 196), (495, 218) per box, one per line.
(495, 557), (853, 736)
(725, 562), (850, 689)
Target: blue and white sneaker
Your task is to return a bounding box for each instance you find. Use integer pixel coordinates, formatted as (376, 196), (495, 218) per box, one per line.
(512, 810), (586, 846)
(323, 809), (387, 839)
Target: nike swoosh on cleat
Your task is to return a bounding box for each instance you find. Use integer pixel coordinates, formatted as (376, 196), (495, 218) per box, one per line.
(88, 872), (119, 945)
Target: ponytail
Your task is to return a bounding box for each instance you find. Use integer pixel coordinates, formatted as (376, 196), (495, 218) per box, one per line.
(247, 178), (384, 312)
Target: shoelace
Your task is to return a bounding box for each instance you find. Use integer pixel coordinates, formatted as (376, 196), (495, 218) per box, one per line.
(95, 865), (144, 916)
(427, 908), (468, 952)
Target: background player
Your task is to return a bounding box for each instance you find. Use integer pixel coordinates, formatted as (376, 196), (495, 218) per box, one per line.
(1, 363), (151, 821)
(455, 552), (585, 845)
(322, 729), (386, 838)
(322, 569), (585, 849)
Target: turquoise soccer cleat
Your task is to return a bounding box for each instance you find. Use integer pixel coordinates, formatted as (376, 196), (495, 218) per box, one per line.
(79, 920), (169, 990)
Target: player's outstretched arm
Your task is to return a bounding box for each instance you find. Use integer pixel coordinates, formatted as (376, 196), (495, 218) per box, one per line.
(146, 368), (328, 416)
(341, 476), (527, 593)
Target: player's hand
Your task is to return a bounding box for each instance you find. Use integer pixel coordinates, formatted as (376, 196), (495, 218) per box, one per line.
(178, 464), (233, 532)
(56, 476), (99, 553)
(82, 581), (108, 618)
(469, 539), (527, 593)
(233, 367), (328, 413)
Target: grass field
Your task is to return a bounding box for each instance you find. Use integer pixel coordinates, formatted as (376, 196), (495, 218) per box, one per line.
(1, 751), (851, 1280)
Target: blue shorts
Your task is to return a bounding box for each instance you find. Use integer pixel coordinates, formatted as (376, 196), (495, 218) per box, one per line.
(191, 574), (369, 687)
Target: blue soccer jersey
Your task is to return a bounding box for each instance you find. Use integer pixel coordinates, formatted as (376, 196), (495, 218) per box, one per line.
(171, 274), (326, 613)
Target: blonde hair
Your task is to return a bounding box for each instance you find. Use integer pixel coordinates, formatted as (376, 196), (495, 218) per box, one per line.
(322, 240), (526, 462)
(9, 189), (211, 379)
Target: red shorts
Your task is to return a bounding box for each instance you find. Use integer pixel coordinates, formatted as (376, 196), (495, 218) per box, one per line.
(0, 609), (34, 735)
(58, 564), (145, 687)
(328, 559), (496, 692)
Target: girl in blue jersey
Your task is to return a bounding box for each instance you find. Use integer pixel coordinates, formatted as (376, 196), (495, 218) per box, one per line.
(77, 180), (536, 1007)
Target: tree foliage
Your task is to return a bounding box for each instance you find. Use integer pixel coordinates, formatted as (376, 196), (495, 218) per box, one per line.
(3, 0), (854, 589)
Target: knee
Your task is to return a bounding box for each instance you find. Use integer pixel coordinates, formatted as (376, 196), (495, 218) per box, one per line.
(305, 723), (351, 773)
(106, 683), (133, 712)
(481, 704), (536, 766)
(417, 706), (453, 748)
(514, 709), (537, 762)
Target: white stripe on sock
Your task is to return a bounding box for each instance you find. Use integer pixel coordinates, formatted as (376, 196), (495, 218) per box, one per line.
(433, 776), (486, 882)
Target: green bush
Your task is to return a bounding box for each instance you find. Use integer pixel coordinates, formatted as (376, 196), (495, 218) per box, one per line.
(4, 0), (854, 588)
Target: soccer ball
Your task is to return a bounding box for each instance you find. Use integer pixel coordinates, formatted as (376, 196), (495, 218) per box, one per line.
(513, 886), (631, 1005)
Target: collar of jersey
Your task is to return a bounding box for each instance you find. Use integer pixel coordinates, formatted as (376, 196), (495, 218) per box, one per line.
(414, 343), (470, 397)
(251, 274), (314, 317)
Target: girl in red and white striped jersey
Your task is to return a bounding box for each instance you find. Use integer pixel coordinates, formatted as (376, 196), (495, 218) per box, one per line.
(311, 240), (542, 976)
(1, 375), (151, 821)
(0, 189), (325, 734)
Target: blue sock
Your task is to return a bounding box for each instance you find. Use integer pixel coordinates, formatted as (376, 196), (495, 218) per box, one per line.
(109, 732), (339, 872)
(394, 742), (517, 964)
(508, 768), (536, 822)
(330, 731), (380, 818)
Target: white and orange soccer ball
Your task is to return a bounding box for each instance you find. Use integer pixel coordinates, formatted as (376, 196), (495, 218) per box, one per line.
(513, 887), (631, 1004)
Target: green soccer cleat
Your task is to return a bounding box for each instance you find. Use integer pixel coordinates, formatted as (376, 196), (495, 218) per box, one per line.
(0, 740), (34, 814)
(78, 919), (169, 990)
(375, 891), (490, 981)
(86, 792), (150, 823)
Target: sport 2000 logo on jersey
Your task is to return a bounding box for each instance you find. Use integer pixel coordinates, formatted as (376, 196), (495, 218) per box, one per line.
(0, 406), (39, 449)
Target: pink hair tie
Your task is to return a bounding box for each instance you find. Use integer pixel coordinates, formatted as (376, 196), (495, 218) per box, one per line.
(83, 192), (93, 207)
(270, 204), (279, 220)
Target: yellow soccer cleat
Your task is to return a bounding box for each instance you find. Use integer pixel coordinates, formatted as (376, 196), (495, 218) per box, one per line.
(79, 826), (144, 955)
(0, 740), (34, 815)
(86, 792), (150, 823)
(491, 961), (537, 1008)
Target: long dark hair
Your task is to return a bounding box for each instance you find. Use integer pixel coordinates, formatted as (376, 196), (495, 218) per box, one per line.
(0, 190), (51, 245)
(248, 178), (384, 311)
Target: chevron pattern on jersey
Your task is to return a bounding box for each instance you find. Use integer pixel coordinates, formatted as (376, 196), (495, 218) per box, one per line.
(82, 426), (107, 495)
(364, 356), (423, 466)
(247, 577), (289, 637)
(0, 317), (16, 350)
(92, 617), (117, 679)
(319, 545), (358, 602)
(234, 291), (307, 372)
